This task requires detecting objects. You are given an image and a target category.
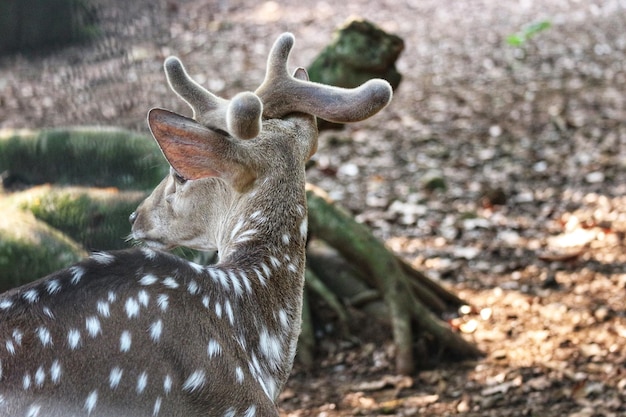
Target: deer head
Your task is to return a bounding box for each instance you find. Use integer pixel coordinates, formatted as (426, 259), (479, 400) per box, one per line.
(130, 32), (392, 257)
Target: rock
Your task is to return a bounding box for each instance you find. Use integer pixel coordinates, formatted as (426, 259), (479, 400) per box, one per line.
(308, 18), (404, 129)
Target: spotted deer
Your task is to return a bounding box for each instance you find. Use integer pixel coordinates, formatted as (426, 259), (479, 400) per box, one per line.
(0, 33), (392, 417)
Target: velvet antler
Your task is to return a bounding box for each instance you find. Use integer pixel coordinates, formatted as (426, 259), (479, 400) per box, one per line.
(163, 56), (262, 140)
(255, 33), (393, 122)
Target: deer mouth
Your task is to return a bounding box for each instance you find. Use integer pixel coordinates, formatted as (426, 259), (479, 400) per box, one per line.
(129, 232), (173, 251)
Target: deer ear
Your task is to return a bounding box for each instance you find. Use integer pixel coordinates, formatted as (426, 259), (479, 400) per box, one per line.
(148, 108), (233, 181)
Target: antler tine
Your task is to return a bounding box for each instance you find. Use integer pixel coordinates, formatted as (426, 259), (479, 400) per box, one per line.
(255, 33), (393, 122)
(163, 56), (262, 140)
(164, 56), (226, 117)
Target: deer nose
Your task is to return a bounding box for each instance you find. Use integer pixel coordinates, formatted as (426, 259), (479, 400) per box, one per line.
(129, 211), (138, 225)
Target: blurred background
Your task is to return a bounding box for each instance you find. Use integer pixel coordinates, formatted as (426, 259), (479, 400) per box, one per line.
(1, 1), (625, 416)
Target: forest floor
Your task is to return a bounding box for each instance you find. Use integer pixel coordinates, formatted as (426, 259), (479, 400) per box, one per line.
(1, 0), (625, 416)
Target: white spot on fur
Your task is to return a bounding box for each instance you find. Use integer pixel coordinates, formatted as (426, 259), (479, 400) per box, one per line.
(156, 294), (169, 312)
(269, 256), (281, 269)
(287, 263), (298, 273)
(139, 274), (158, 286)
(228, 271), (243, 296)
(187, 280), (199, 295)
(45, 279), (61, 295)
(26, 404), (41, 417)
(278, 309), (289, 329)
(244, 405), (257, 417)
(12, 329), (22, 345)
(97, 300), (110, 318)
(162, 277), (179, 289)
(224, 300), (235, 325)
(42, 306), (54, 319)
(207, 339), (221, 358)
(125, 297), (140, 319)
(149, 320), (163, 342)
(265, 377), (278, 400)
(202, 295), (210, 309)
(109, 367), (123, 389)
(22, 289), (39, 303)
(137, 290), (150, 307)
(212, 269), (229, 288)
(35, 366), (45, 387)
(50, 360), (62, 384)
(224, 407), (236, 417)
(215, 302), (222, 318)
(37, 327), (52, 347)
(182, 370), (206, 392)
(235, 366), (244, 383)
(5, 340), (15, 355)
(189, 262), (204, 273)
(239, 270), (252, 293)
(282, 234), (290, 245)
(261, 263), (271, 278)
(0, 299), (13, 310)
(153, 396), (162, 416)
(141, 248), (157, 259)
(23, 373), (31, 390)
(67, 328), (81, 350)
(237, 333), (247, 350)
(300, 218), (308, 239)
(85, 316), (101, 338)
(163, 375), (172, 394)
(253, 267), (267, 286)
(84, 390), (98, 415)
(120, 331), (132, 352)
(259, 327), (282, 370)
(248, 354), (272, 399)
(107, 291), (117, 303)
(137, 371), (148, 394)
(70, 266), (85, 285)
(91, 252), (114, 264)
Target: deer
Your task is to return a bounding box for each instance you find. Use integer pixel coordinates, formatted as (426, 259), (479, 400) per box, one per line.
(0, 32), (392, 417)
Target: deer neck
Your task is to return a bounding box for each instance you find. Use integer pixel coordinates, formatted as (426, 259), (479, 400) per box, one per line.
(216, 159), (308, 264)
(206, 163), (308, 399)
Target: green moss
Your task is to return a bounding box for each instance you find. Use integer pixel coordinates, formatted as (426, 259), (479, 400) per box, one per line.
(0, 127), (167, 190)
(308, 18), (404, 91)
(0, 207), (86, 291)
(12, 186), (146, 251)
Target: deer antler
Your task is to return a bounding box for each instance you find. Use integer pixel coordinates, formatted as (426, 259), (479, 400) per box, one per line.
(255, 33), (393, 122)
(163, 56), (262, 140)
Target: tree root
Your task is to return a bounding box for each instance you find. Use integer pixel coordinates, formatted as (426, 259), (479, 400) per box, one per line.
(304, 183), (483, 374)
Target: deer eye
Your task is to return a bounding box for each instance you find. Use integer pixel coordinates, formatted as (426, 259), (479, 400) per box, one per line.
(173, 172), (187, 185)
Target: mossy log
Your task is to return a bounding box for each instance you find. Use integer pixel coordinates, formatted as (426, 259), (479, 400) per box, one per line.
(8, 185), (146, 251)
(0, 127), (166, 190)
(0, 206), (86, 291)
(307, 18), (404, 130)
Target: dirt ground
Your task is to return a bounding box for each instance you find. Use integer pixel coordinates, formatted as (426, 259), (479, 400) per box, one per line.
(1, 0), (625, 416)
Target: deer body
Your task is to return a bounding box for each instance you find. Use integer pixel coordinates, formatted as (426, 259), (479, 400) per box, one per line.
(0, 33), (391, 417)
